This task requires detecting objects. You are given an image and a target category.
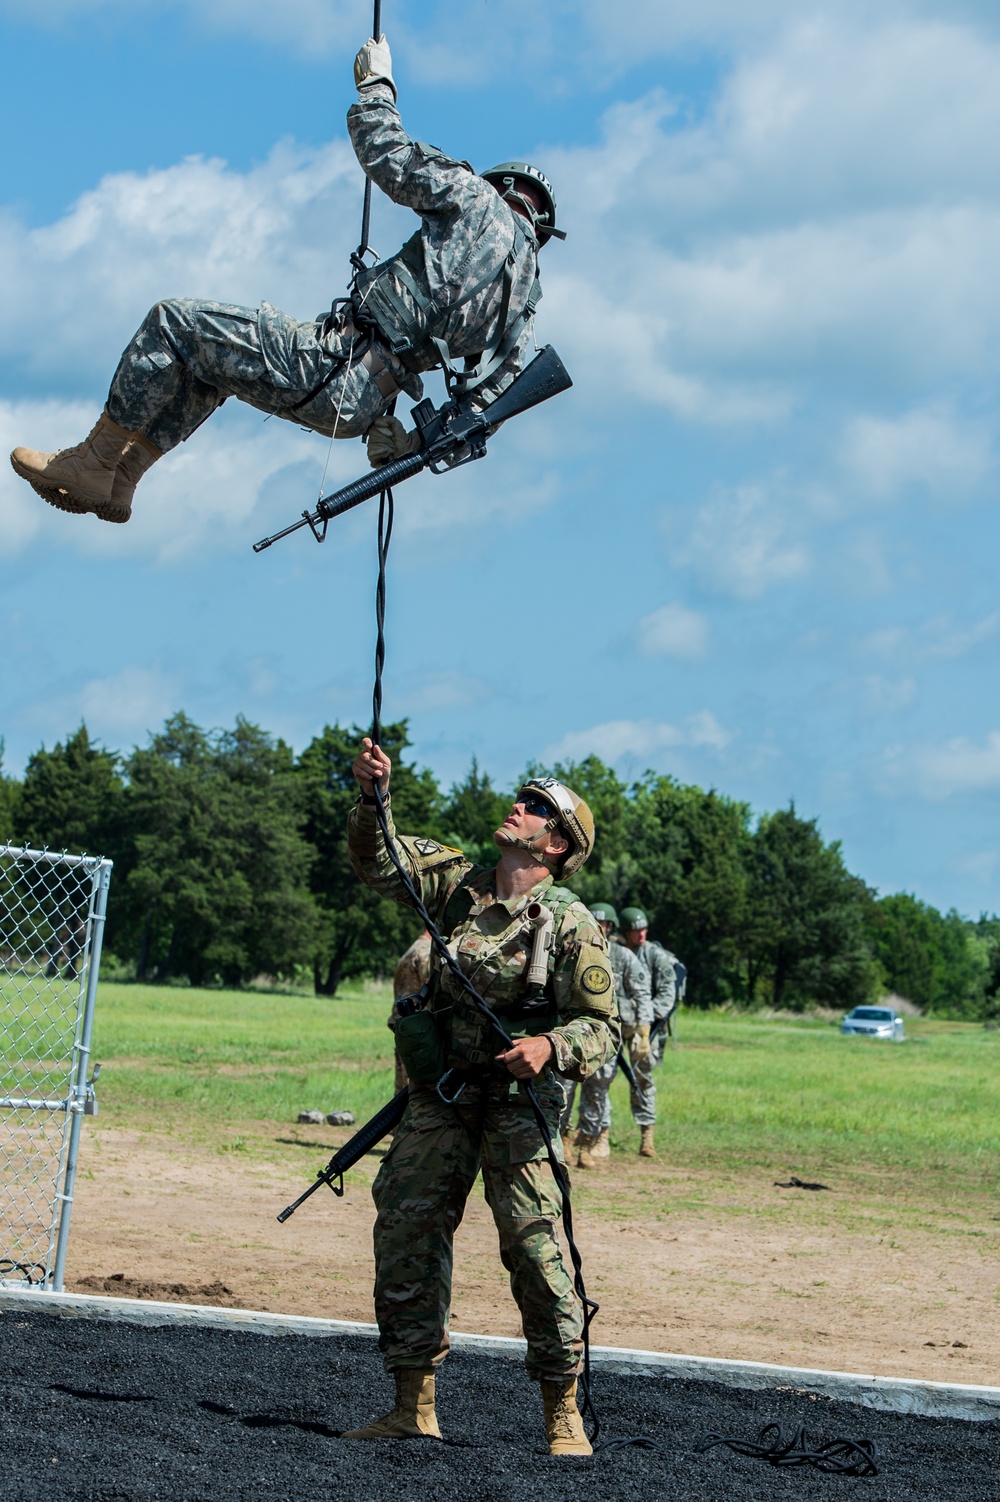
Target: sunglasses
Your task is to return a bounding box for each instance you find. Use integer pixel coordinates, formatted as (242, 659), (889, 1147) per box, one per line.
(517, 793), (557, 820)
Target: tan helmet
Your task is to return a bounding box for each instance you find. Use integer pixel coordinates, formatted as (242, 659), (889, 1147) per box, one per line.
(499, 776), (595, 879)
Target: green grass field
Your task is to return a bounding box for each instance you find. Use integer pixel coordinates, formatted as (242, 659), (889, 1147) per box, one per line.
(23, 983), (989, 1196)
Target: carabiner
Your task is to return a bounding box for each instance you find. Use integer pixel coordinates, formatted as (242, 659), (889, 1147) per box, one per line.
(435, 1069), (467, 1106)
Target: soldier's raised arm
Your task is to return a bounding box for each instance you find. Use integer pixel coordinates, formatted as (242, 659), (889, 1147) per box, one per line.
(347, 738), (470, 920)
(348, 39), (489, 220)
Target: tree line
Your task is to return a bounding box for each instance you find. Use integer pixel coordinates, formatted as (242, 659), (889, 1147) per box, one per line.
(1, 716), (997, 1017)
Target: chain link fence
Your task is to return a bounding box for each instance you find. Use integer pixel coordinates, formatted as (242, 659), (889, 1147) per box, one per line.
(0, 845), (112, 1292)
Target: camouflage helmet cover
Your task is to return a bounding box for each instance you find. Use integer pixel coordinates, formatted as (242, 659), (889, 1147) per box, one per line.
(512, 776), (595, 879)
(620, 906), (649, 931)
(480, 161), (566, 244)
(590, 902), (618, 928)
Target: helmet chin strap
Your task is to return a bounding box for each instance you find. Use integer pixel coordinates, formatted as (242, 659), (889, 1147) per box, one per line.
(494, 819), (560, 867)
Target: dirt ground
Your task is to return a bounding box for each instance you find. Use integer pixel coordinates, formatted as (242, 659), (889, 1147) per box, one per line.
(65, 1120), (1000, 1388)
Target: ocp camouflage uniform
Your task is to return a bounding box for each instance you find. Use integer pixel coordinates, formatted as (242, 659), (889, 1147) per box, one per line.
(563, 938), (654, 1137)
(347, 795), (620, 1381)
(390, 931), (432, 1093)
(635, 939), (678, 1068)
(105, 81), (539, 453)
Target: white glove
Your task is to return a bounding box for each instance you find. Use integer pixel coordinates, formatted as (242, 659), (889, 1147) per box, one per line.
(354, 34), (396, 101)
(366, 415), (420, 468)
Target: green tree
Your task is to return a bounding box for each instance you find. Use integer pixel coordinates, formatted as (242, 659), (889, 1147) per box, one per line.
(440, 758), (512, 868)
(626, 777), (751, 1006)
(118, 714), (317, 987)
(0, 739), (22, 839)
(18, 723), (123, 855)
(747, 805), (877, 1010)
(866, 894), (992, 1017)
(296, 720), (444, 995)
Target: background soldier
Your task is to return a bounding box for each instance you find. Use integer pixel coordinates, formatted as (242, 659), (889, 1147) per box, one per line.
(562, 902), (655, 1165)
(389, 929), (432, 1093)
(345, 739), (619, 1456)
(620, 907), (680, 1072)
(10, 34), (562, 525)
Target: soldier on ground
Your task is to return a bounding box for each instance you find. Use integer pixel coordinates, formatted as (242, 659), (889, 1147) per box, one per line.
(389, 929), (432, 1093)
(344, 739), (619, 1456)
(621, 906), (680, 1076)
(10, 35), (562, 525)
(560, 903), (655, 1166)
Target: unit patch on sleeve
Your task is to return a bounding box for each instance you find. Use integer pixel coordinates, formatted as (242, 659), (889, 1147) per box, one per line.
(581, 964), (612, 995)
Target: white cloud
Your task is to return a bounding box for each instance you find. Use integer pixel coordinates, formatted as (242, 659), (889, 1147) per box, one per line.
(12, 663), (181, 747)
(635, 602), (709, 659)
(545, 710), (731, 765)
(842, 407), (994, 501)
(884, 729), (1000, 797)
(678, 482), (812, 599)
(859, 611), (1000, 664)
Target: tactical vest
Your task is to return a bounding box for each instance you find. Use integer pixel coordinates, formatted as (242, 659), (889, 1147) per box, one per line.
(428, 878), (581, 1069)
(352, 223), (541, 396)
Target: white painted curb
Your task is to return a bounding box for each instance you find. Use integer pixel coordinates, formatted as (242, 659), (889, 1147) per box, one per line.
(3, 1288), (998, 1422)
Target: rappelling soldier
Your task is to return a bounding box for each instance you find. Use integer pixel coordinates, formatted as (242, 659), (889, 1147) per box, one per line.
(560, 902), (654, 1166)
(343, 738), (619, 1456)
(9, 35), (563, 524)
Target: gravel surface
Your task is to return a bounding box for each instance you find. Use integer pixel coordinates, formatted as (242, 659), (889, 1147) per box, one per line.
(0, 1311), (995, 1500)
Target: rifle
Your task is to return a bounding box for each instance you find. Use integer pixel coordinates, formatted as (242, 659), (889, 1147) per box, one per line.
(277, 1087), (409, 1223)
(253, 344), (573, 553)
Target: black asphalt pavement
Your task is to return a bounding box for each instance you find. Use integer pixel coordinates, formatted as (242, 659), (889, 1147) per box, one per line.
(0, 1310), (995, 1501)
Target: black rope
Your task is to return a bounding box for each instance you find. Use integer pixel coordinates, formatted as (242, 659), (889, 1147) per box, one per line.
(695, 1422), (879, 1477)
(351, 0), (383, 279)
(366, 486), (624, 1446)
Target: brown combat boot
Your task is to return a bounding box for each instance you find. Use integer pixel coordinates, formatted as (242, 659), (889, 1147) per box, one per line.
(575, 1133), (599, 1169)
(540, 1377), (592, 1456)
(561, 1131), (574, 1161)
(10, 411), (155, 523)
(591, 1127), (610, 1160)
(108, 432), (162, 522)
(342, 1368), (441, 1439)
(639, 1125), (656, 1158)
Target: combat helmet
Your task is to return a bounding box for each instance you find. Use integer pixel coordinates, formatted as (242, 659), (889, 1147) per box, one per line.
(481, 161), (566, 245)
(590, 902), (618, 928)
(620, 906), (649, 931)
(497, 776), (595, 878)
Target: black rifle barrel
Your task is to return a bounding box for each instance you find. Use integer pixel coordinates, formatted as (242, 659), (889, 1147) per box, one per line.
(276, 1087), (409, 1223)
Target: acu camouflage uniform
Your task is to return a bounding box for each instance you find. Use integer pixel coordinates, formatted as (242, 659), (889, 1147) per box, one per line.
(390, 930), (432, 1094)
(635, 939), (678, 1069)
(347, 796), (620, 1381)
(562, 937), (655, 1136)
(105, 81), (539, 454)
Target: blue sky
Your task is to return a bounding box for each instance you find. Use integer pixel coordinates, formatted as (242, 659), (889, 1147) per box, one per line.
(2, 0), (1000, 915)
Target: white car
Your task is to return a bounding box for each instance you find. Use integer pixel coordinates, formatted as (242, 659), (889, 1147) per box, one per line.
(840, 1006), (905, 1040)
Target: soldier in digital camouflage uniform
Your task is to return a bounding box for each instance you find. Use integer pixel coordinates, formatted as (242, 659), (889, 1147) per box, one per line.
(343, 738), (619, 1456)
(10, 34), (563, 526)
(390, 930), (432, 1093)
(621, 906), (679, 1156)
(560, 903), (655, 1165)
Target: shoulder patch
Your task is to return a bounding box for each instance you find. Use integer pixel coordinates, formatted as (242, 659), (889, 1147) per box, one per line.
(582, 964), (611, 995)
(413, 837), (452, 856)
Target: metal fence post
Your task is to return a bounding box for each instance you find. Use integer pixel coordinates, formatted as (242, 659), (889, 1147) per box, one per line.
(51, 859), (112, 1293)
(0, 846), (113, 1292)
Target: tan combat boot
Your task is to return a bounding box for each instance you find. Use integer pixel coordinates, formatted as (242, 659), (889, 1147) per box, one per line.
(108, 432), (162, 522)
(342, 1368), (442, 1440)
(591, 1127), (611, 1160)
(575, 1133), (599, 1169)
(639, 1125), (656, 1158)
(540, 1377), (592, 1456)
(561, 1131), (574, 1161)
(10, 411), (155, 523)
